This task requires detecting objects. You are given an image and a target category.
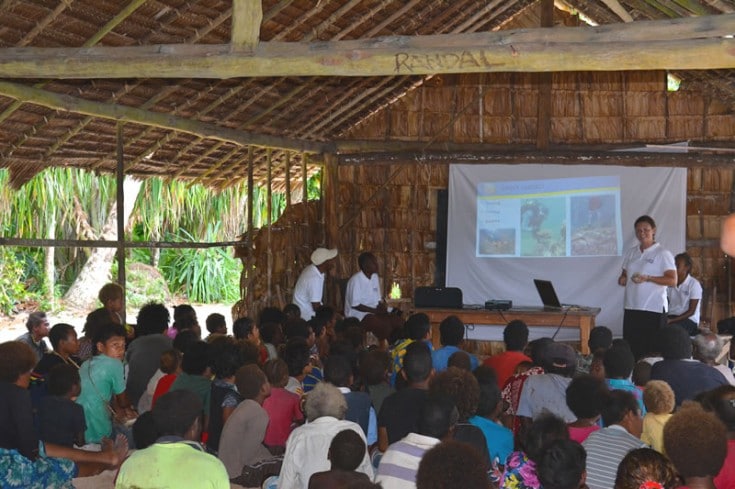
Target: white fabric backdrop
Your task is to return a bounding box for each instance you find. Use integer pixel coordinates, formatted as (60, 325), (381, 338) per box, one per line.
(447, 164), (687, 340)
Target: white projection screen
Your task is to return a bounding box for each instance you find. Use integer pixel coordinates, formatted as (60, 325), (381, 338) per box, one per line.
(447, 164), (687, 340)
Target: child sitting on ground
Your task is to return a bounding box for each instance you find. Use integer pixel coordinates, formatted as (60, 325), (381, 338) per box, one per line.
(39, 364), (86, 448)
(151, 349), (183, 407)
(262, 359), (304, 451)
(75, 324), (135, 446)
(308, 429), (372, 488)
(469, 369), (513, 480)
(640, 380), (675, 453)
(205, 313), (227, 340)
(565, 374), (606, 443)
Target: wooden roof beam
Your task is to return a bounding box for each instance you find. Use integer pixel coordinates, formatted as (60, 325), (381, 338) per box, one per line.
(232, 0), (262, 51)
(0, 14), (734, 78)
(0, 80), (326, 153)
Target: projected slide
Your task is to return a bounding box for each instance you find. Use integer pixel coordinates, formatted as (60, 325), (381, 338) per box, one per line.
(476, 176), (622, 257)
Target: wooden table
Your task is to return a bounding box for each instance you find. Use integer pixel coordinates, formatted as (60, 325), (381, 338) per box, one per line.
(417, 306), (601, 354)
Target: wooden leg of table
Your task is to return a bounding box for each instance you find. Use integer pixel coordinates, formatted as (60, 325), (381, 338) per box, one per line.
(579, 317), (593, 355)
(431, 322), (441, 350)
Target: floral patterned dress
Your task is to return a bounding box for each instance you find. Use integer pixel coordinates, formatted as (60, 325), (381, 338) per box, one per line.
(500, 451), (540, 489)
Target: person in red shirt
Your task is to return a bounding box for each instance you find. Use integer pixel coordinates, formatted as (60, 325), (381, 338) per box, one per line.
(483, 320), (531, 389)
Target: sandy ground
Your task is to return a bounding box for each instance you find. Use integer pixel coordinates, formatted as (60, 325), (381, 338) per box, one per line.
(0, 302), (234, 343)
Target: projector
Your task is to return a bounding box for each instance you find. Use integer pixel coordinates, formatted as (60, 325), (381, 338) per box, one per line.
(485, 300), (512, 310)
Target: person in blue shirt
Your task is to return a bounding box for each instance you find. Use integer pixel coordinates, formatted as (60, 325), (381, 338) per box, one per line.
(604, 341), (646, 415)
(431, 315), (478, 372)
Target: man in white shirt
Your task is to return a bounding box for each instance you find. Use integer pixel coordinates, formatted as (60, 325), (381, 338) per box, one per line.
(292, 248), (337, 320)
(667, 252), (703, 335)
(344, 252), (402, 346)
(344, 252), (384, 320)
(277, 382), (373, 489)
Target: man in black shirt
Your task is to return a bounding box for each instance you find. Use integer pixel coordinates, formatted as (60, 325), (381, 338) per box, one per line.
(377, 342), (433, 451)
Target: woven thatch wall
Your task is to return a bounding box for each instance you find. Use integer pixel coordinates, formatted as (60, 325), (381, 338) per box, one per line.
(347, 71), (735, 144)
(233, 200), (324, 319)
(687, 168), (735, 323)
(335, 163), (447, 305)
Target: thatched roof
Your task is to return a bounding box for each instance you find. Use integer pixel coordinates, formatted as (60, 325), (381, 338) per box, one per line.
(0, 0), (733, 189)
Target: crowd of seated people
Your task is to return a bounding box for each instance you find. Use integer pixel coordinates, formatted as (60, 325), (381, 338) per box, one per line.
(3, 281), (735, 489)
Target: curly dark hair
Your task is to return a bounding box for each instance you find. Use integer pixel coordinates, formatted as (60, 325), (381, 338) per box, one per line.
(566, 374), (607, 419)
(209, 337), (244, 379)
(664, 404), (728, 478)
(614, 448), (678, 489)
(701, 385), (735, 432)
(429, 366), (480, 422)
(0, 341), (39, 383)
(523, 413), (569, 462)
(537, 439), (586, 489)
(136, 302), (170, 336)
(416, 441), (491, 489)
(603, 343), (635, 379)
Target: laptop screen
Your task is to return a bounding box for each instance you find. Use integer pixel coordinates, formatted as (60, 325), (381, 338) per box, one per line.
(533, 279), (562, 308)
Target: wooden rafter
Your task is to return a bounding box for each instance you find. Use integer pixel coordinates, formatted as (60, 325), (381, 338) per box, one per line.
(90, 79), (235, 170)
(336, 147), (735, 166)
(0, 80), (326, 153)
(0, 14), (734, 78)
(303, 0), (364, 42)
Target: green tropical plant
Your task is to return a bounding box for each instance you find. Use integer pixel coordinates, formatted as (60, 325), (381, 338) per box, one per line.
(0, 166), (322, 309)
(158, 224), (241, 303)
(0, 248), (27, 314)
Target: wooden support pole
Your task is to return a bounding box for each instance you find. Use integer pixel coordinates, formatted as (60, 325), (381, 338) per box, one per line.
(323, 153), (339, 306)
(536, 0), (553, 151)
(0, 14), (734, 78)
(323, 153), (339, 247)
(266, 148), (273, 304)
(0, 81), (325, 153)
(302, 154), (309, 249)
(246, 147), (255, 311)
(231, 0), (263, 51)
(284, 152), (292, 208)
(116, 122), (126, 323)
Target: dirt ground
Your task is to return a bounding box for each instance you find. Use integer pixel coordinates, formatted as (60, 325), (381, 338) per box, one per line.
(0, 301), (233, 343)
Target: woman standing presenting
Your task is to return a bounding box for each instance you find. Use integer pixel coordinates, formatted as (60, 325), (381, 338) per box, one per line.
(618, 215), (677, 359)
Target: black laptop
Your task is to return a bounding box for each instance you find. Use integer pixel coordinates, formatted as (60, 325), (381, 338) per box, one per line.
(533, 279), (563, 309)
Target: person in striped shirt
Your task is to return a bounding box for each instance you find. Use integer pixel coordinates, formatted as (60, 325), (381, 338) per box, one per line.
(375, 397), (458, 489)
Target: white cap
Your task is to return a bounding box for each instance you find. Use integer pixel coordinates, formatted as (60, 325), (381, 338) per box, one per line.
(311, 248), (338, 266)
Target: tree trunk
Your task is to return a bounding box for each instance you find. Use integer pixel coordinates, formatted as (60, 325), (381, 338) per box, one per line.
(63, 177), (142, 309)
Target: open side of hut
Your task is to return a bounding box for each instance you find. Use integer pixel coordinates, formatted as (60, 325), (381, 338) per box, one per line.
(0, 1), (734, 326)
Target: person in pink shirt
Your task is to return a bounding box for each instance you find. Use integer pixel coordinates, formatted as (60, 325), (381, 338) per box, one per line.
(262, 359), (304, 451)
(705, 385), (735, 489)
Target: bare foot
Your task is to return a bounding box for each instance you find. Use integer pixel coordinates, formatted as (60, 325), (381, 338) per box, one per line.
(101, 434), (129, 466)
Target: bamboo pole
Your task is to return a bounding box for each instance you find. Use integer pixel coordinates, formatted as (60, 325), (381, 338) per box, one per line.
(323, 153), (339, 305)
(536, 0), (554, 151)
(302, 153), (309, 247)
(266, 148), (273, 304)
(246, 147), (255, 310)
(116, 123), (126, 324)
(284, 152), (293, 290)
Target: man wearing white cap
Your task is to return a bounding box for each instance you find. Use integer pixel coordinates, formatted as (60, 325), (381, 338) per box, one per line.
(293, 247), (338, 320)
